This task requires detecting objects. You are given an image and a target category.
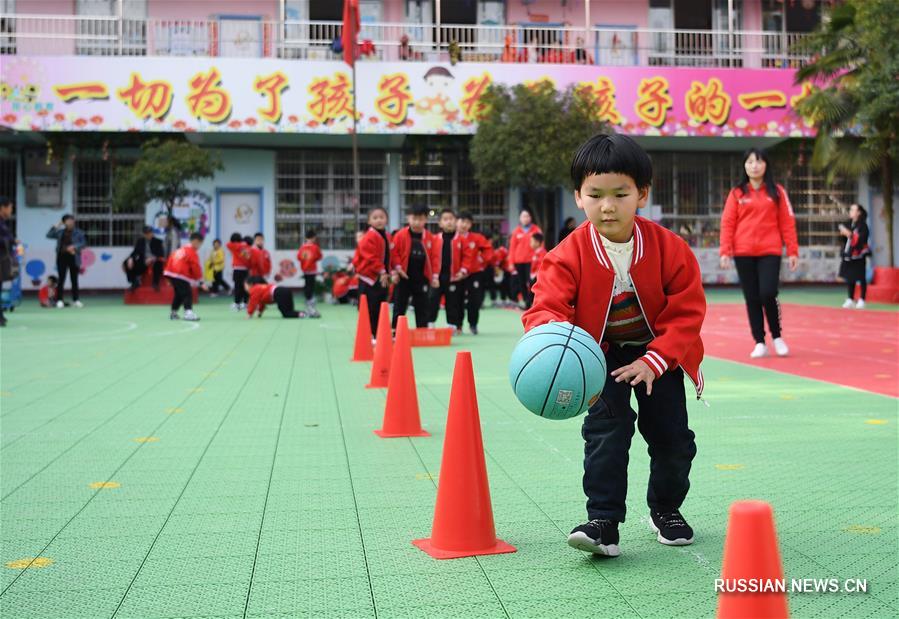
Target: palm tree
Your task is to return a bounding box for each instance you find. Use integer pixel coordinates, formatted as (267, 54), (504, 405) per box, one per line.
(794, 0), (898, 266)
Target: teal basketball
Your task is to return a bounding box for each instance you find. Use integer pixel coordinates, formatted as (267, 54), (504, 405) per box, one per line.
(509, 322), (607, 420)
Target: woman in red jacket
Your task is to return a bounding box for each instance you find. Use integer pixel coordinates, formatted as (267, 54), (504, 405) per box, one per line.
(354, 207), (392, 338)
(719, 148), (799, 359)
(508, 208), (542, 309)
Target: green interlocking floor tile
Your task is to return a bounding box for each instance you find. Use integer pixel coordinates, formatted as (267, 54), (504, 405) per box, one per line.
(1, 296), (896, 618)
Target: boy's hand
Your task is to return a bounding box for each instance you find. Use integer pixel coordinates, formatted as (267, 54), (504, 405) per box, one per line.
(611, 359), (657, 395)
(788, 256), (798, 271)
(719, 255), (731, 270)
(430, 275), (439, 288)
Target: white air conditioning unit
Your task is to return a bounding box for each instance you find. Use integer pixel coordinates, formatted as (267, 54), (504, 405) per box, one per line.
(25, 179), (63, 208)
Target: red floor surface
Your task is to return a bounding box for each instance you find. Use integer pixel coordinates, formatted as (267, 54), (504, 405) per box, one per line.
(703, 303), (899, 398)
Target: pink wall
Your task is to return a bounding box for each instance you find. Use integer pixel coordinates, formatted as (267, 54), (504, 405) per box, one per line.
(147, 0), (278, 21)
(14, 0), (75, 55)
(383, 0), (404, 23)
(506, 0), (649, 28)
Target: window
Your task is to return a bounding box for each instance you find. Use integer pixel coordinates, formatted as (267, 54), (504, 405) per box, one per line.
(0, 156), (16, 237)
(400, 146), (505, 240)
(275, 150), (388, 250)
(75, 0), (147, 56)
(74, 158), (143, 246)
(648, 146), (856, 248)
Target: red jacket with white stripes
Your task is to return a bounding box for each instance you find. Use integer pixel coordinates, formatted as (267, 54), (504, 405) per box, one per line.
(452, 232), (484, 277)
(354, 227), (392, 285)
(391, 227), (439, 280)
(522, 218), (707, 398)
(248, 246), (272, 278)
(509, 224), (543, 265)
(164, 245), (203, 285)
(719, 183), (799, 258)
(247, 283), (278, 316)
(226, 241), (251, 270)
(465, 232), (494, 274)
(297, 242), (323, 274)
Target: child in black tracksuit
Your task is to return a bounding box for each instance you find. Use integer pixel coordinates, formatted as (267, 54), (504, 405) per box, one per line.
(839, 203), (871, 309)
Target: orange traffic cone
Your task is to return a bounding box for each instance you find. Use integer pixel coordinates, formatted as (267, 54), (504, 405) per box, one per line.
(412, 351), (516, 559)
(375, 316), (430, 438)
(365, 302), (392, 388)
(351, 295), (374, 362)
(717, 500), (789, 619)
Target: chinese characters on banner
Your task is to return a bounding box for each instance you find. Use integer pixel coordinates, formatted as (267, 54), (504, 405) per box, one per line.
(0, 57), (816, 137)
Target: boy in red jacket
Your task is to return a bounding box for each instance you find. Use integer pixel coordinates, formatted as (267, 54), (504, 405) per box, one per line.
(508, 208), (542, 308)
(529, 232), (547, 285)
(245, 276), (304, 318)
(428, 208), (459, 328)
(164, 232), (209, 321)
(391, 205), (438, 328)
(523, 133), (706, 558)
(297, 229), (323, 318)
(456, 212), (492, 335)
(39, 275), (58, 308)
(355, 207), (392, 338)
(249, 232), (272, 279)
(226, 232), (251, 310)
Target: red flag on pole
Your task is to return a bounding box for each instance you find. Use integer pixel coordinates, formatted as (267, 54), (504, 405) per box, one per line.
(342, 0), (360, 67)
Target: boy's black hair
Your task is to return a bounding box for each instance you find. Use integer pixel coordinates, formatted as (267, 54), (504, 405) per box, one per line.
(571, 133), (653, 191)
(439, 208), (456, 217)
(230, 232), (242, 242)
(142, 225), (153, 234)
(368, 206), (388, 217)
(246, 276), (266, 286)
(62, 213), (74, 222)
(458, 211), (474, 222)
(189, 232), (204, 242)
(47, 275), (58, 284)
(532, 232), (544, 244)
(243, 236), (253, 245)
(212, 238), (221, 244)
(305, 229), (317, 240)
(737, 147), (779, 205)
(0, 195), (10, 206)
(254, 232), (264, 238)
(407, 204), (429, 217)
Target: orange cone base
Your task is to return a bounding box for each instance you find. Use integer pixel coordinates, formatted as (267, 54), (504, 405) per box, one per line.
(365, 382), (387, 389)
(412, 537), (516, 560)
(374, 429), (431, 438)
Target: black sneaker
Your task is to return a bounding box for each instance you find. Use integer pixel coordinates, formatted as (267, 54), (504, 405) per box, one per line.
(650, 509), (694, 546)
(470, 325), (478, 335)
(567, 519), (620, 557)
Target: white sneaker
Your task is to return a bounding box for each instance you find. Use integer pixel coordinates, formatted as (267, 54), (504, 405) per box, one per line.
(750, 343), (769, 358)
(74, 300), (83, 308)
(183, 310), (200, 322)
(56, 300), (64, 309)
(230, 303), (239, 311)
(856, 299), (866, 309)
(238, 303), (247, 310)
(773, 338), (789, 357)
(842, 298), (855, 308)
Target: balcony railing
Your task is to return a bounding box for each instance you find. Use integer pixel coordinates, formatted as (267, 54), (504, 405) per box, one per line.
(0, 14), (812, 68)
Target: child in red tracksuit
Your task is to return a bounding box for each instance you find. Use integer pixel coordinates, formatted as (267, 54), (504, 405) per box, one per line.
(524, 133), (706, 558)
(249, 233), (272, 279)
(354, 207), (392, 338)
(227, 232), (251, 309)
(245, 276), (304, 318)
(455, 211), (492, 335)
(529, 232), (547, 285)
(391, 205), (439, 328)
(491, 240), (513, 307)
(39, 275), (58, 308)
(164, 233), (208, 321)
(508, 208), (542, 308)
(297, 229), (323, 318)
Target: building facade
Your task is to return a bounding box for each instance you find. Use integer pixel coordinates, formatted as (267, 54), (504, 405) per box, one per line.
(1, 0), (870, 289)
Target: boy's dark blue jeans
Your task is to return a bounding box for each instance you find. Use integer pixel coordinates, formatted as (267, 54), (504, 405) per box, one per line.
(582, 343), (697, 523)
